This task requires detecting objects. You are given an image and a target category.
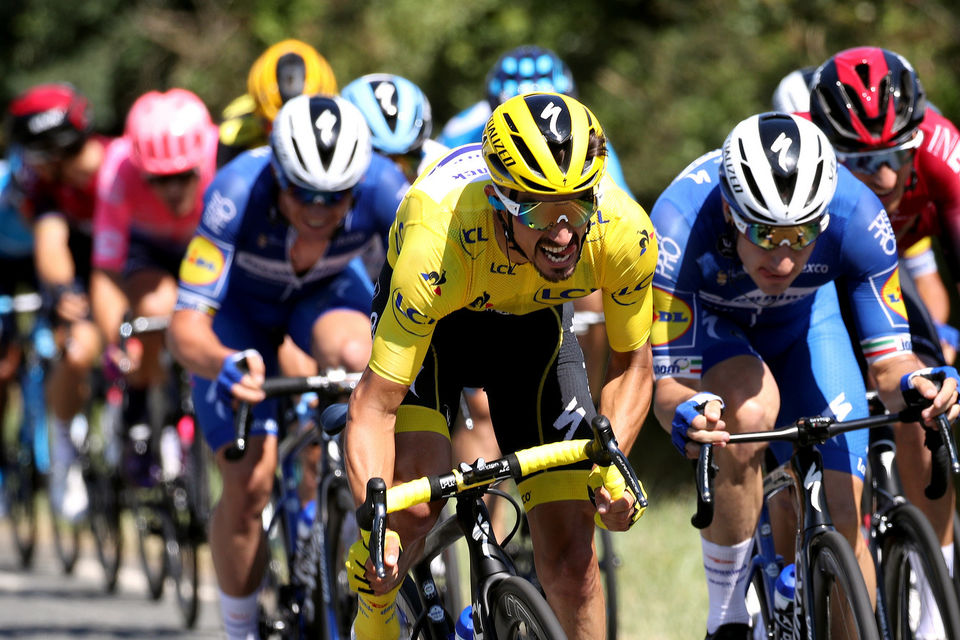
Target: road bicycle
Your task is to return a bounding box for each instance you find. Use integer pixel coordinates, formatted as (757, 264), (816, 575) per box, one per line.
(228, 371), (361, 640)
(861, 392), (960, 639)
(357, 414), (645, 640)
(692, 403), (959, 639)
(0, 292), (54, 569)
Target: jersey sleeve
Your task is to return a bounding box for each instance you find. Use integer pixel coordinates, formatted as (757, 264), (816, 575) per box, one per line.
(368, 191), (469, 385)
(174, 167), (250, 315)
(92, 139), (133, 272)
(596, 190), (657, 353)
(648, 194), (704, 380)
(837, 178), (913, 365)
(367, 154), (410, 248)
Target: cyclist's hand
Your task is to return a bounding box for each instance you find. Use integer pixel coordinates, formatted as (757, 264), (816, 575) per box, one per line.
(588, 465), (646, 531)
(901, 366), (960, 424)
(346, 529), (402, 596)
(937, 323), (959, 366)
(216, 349), (265, 406)
(671, 392), (727, 459)
(56, 290), (89, 323)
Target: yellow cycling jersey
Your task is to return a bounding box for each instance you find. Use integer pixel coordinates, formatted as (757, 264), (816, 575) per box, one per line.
(370, 144), (658, 386)
(218, 94), (269, 150)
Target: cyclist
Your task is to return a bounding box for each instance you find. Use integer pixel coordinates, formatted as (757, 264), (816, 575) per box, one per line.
(770, 65), (816, 114)
(809, 45), (960, 581)
(6, 83), (110, 521)
(650, 112), (960, 640)
(344, 92), (654, 640)
(217, 38), (338, 168)
(90, 88), (218, 481)
(167, 93), (408, 640)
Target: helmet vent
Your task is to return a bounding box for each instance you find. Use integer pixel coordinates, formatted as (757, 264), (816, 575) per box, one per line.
(511, 135), (545, 178)
(503, 113), (520, 134)
(806, 160), (824, 208)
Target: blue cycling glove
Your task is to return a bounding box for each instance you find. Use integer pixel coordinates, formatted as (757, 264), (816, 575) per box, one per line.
(216, 349), (261, 405)
(671, 392), (724, 456)
(936, 323), (960, 351)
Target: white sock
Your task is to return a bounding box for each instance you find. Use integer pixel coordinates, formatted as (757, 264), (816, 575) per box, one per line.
(942, 543), (954, 578)
(702, 537), (753, 634)
(218, 589), (260, 640)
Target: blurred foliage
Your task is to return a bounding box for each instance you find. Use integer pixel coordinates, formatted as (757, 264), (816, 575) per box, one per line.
(3, 0), (960, 210)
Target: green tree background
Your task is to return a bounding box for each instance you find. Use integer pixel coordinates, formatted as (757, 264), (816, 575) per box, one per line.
(4, 0), (960, 212)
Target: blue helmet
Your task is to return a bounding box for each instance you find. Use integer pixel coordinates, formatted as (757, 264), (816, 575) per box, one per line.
(485, 45), (576, 110)
(341, 73), (432, 155)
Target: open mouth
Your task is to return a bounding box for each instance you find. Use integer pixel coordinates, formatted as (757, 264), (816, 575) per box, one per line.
(539, 240), (578, 269)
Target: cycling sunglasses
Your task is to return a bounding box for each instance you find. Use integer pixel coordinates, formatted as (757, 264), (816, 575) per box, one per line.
(835, 133), (923, 175)
(146, 169), (199, 187)
(287, 183), (352, 206)
(730, 208), (828, 251)
(490, 183), (599, 231)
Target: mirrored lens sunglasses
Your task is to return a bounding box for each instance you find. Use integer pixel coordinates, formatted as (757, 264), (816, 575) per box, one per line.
(730, 208), (827, 251)
(490, 183), (598, 231)
(288, 183), (351, 206)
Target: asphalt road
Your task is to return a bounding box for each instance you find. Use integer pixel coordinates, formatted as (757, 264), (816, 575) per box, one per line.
(0, 514), (224, 638)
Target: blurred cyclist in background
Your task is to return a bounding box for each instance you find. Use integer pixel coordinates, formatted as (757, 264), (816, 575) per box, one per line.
(90, 88), (219, 482)
(808, 45), (960, 602)
(6, 83), (110, 522)
(217, 38), (338, 168)
(168, 94), (408, 639)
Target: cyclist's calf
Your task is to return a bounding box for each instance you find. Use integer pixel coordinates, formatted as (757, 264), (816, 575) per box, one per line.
(216, 437), (279, 523)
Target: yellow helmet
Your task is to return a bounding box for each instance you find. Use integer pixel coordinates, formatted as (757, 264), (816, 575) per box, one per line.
(247, 39), (338, 121)
(481, 92), (606, 196)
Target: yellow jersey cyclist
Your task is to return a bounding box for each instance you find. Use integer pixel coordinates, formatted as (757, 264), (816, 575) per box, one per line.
(343, 92), (657, 640)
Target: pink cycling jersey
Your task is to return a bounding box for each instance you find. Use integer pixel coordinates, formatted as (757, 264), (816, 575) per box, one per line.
(92, 126), (219, 272)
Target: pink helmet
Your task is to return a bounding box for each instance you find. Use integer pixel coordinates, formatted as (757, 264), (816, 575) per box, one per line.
(125, 88), (214, 175)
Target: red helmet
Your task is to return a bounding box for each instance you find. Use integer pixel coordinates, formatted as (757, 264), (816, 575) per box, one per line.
(125, 88), (214, 175)
(810, 47), (926, 151)
(7, 83), (93, 159)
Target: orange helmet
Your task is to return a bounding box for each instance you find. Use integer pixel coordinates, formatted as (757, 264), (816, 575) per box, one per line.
(247, 39), (337, 121)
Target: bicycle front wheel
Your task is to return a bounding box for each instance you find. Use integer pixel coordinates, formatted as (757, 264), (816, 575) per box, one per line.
(487, 575), (567, 640)
(5, 453), (38, 568)
(133, 492), (172, 600)
(808, 530), (879, 639)
(86, 468), (123, 592)
(596, 528), (619, 640)
(877, 503), (960, 639)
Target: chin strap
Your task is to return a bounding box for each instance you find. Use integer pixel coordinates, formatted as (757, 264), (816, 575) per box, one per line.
(489, 195), (529, 264)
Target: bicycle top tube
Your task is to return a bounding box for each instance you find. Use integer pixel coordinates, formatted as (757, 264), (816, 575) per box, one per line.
(119, 314), (171, 339)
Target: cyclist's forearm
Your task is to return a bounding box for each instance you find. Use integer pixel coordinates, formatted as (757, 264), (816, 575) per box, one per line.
(913, 271), (950, 325)
(33, 216), (75, 286)
(344, 370), (407, 507)
(869, 352), (924, 412)
(651, 375), (700, 432)
(167, 309), (234, 379)
(598, 343), (653, 452)
(90, 269), (126, 344)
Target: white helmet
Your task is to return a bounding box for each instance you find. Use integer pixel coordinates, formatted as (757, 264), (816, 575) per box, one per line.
(771, 66), (816, 114)
(719, 112), (837, 226)
(270, 94), (372, 192)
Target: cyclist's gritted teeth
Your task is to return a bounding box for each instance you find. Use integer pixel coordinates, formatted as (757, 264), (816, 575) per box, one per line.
(537, 237), (579, 271)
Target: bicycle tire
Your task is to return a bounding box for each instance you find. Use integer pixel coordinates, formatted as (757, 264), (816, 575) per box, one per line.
(133, 492), (171, 600)
(596, 528), (619, 640)
(808, 529), (880, 639)
(745, 562), (774, 640)
(396, 575), (429, 640)
(5, 453), (37, 568)
(86, 467), (123, 592)
(314, 482), (358, 640)
(170, 520), (200, 629)
(49, 501), (81, 575)
(877, 502), (960, 639)
(486, 575), (567, 640)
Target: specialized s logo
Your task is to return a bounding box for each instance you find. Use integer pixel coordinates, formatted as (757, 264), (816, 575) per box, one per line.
(180, 236), (225, 286)
(881, 267), (909, 322)
(391, 289), (436, 337)
(421, 269), (447, 295)
(540, 101), (563, 139)
(651, 287), (693, 347)
(469, 292), (493, 310)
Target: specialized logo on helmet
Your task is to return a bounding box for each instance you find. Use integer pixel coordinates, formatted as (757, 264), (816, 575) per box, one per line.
(484, 120), (515, 167)
(314, 109), (338, 147)
(770, 132), (794, 172)
(721, 139), (742, 194)
(28, 108), (68, 134)
(374, 81), (398, 117)
(391, 289), (436, 337)
(540, 101), (563, 140)
(651, 287), (693, 347)
(180, 236), (225, 286)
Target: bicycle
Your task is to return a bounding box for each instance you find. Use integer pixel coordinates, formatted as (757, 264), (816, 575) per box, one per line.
(228, 370), (361, 640)
(0, 292), (54, 569)
(861, 392), (960, 640)
(357, 413), (645, 640)
(692, 405), (960, 639)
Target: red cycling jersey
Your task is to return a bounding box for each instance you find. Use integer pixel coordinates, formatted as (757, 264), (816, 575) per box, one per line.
(893, 110), (960, 272)
(92, 128), (218, 272)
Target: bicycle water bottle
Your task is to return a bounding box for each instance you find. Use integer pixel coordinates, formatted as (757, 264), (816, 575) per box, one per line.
(454, 605), (473, 640)
(774, 563), (796, 638)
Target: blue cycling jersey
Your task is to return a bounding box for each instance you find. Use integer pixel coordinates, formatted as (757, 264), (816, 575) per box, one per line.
(0, 160), (34, 259)
(175, 147), (408, 315)
(437, 100), (635, 198)
(650, 150), (913, 479)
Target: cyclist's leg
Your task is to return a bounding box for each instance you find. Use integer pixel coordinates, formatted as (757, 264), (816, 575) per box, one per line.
(766, 283), (874, 601)
(486, 303), (604, 639)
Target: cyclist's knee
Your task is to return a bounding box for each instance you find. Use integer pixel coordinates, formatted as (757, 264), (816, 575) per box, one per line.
(534, 534), (599, 599)
(63, 321), (100, 369)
